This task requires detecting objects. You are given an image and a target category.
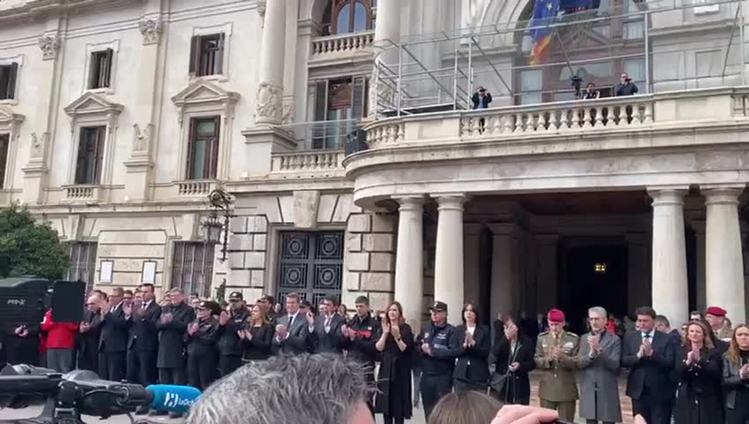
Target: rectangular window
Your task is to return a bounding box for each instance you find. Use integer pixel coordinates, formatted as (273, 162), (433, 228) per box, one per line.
(0, 134), (8, 189)
(518, 70), (543, 105)
(0, 63), (18, 100)
(88, 49), (113, 89)
(186, 116), (220, 180)
(189, 34), (225, 77)
(75, 126), (106, 185)
(171, 241), (215, 299)
(67, 241), (98, 293)
(696, 50), (722, 78)
(311, 76), (368, 149)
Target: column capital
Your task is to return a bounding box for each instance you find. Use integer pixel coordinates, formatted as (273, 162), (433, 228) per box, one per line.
(393, 195), (426, 211)
(648, 187), (688, 207)
(702, 185), (744, 206)
(487, 222), (520, 237)
(434, 193), (467, 212)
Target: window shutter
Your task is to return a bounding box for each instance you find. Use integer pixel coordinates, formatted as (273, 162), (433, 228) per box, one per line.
(7, 63), (17, 100)
(209, 116), (221, 179)
(75, 130), (89, 184)
(102, 49), (113, 88)
(186, 119), (197, 179)
(88, 52), (98, 89)
(215, 33), (225, 75)
(189, 35), (200, 74)
(352, 76), (366, 119)
(314, 80), (328, 121)
(93, 127), (105, 184)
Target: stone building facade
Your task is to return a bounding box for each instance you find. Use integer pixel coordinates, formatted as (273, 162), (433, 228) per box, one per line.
(1, 0), (748, 331)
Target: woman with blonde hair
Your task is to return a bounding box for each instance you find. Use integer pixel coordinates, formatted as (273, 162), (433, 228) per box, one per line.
(673, 320), (724, 424)
(723, 324), (749, 424)
(374, 301), (414, 424)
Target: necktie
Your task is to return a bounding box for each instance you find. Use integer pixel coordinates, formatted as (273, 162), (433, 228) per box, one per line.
(288, 314), (294, 327)
(324, 317), (331, 333)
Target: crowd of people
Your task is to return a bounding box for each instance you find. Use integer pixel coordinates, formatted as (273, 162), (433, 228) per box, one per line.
(2, 283), (749, 424)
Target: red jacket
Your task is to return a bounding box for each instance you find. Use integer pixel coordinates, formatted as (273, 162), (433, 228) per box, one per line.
(40, 309), (79, 349)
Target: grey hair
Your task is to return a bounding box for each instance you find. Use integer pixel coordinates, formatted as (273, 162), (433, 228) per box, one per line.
(588, 306), (607, 318)
(186, 354), (370, 424)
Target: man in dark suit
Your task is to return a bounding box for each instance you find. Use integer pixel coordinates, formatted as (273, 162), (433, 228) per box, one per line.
(99, 287), (129, 381)
(272, 292), (308, 355)
(622, 306), (676, 424)
(342, 295), (381, 414)
(217, 291), (249, 376)
(306, 295), (345, 354)
(129, 283), (161, 390)
(77, 293), (103, 371)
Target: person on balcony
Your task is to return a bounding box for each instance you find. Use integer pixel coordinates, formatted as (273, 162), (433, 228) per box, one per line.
(471, 87), (493, 109)
(583, 83), (600, 99)
(615, 73), (638, 96)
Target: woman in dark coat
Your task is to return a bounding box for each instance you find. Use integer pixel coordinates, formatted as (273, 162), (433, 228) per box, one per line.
(489, 314), (535, 405)
(452, 303), (491, 392)
(239, 303), (274, 362)
(185, 301), (221, 390)
(374, 301), (414, 424)
(674, 320), (724, 424)
(722, 324), (749, 424)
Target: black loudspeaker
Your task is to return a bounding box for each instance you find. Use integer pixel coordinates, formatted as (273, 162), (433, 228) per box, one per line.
(51, 280), (85, 323)
(0, 278), (50, 333)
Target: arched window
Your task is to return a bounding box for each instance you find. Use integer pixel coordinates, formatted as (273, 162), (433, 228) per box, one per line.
(331, 0), (373, 34)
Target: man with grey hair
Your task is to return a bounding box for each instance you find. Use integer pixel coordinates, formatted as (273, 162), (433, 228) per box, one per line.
(186, 354), (374, 424)
(574, 306), (622, 424)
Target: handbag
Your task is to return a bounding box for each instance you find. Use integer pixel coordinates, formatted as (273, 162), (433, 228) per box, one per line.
(489, 371), (509, 393)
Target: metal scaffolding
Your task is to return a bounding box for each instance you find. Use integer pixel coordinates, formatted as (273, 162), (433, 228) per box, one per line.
(371, 0), (747, 118)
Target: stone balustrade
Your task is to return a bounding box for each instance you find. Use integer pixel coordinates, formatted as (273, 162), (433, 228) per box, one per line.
(271, 150), (345, 174)
(177, 180), (213, 197)
(311, 31), (374, 56)
(64, 185), (97, 201)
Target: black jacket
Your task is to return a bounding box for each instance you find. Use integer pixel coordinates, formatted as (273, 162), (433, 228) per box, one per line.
(491, 335), (535, 402)
(271, 312), (308, 355)
(344, 314), (381, 370)
(241, 324), (274, 361)
(674, 346), (724, 424)
(471, 92), (493, 109)
(129, 301), (161, 351)
(186, 317), (220, 357)
(622, 330), (676, 403)
(156, 303), (195, 368)
(307, 314), (346, 354)
(77, 310), (101, 371)
(615, 81), (638, 96)
(99, 303), (129, 353)
(417, 322), (458, 376)
(217, 308), (249, 356)
(452, 324), (491, 384)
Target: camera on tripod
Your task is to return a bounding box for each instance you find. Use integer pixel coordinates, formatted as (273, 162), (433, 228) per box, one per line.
(0, 364), (150, 424)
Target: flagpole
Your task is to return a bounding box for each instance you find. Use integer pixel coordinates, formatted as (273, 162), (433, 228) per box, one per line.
(553, 31), (577, 82)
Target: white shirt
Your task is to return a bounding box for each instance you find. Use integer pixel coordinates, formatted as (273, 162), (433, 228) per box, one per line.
(466, 324), (476, 336)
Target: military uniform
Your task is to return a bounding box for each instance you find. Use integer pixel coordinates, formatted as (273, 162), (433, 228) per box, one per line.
(534, 329), (580, 421)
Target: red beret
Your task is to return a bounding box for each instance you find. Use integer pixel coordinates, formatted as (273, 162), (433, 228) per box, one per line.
(547, 309), (566, 323)
(706, 306), (727, 317)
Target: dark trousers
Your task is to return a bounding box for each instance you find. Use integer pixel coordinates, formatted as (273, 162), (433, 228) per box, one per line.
(218, 355), (243, 377)
(725, 407), (749, 424)
(420, 373), (453, 419)
(632, 393), (672, 424)
(187, 354), (217, 390)
(46, 348), (74, 373)
(138, 350), (158, 386)
(101, 351), (126, 382)
(126, 348), (140, 383)
(453, 378), (486, 393)
(158, 367), (186, 386)
(383, 416), (405, 424)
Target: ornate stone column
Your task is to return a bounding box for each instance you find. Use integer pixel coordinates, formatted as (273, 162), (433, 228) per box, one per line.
(649, 188), (689, 324)
(434, 195), (466, 326)
(255, 0), (286, 125)
(394, 196), (425, 333)
(704, 186), (746, 323)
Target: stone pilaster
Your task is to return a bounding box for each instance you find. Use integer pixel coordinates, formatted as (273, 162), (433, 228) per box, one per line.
(488, 223), (521, 324)
(394, 196), (425, 333)
(255, 0), (286, 125)
(434, 194), (466, 326)
(649, 188), (689, 324)
(704, 186), (746, 323)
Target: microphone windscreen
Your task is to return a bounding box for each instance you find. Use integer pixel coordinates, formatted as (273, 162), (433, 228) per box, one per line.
(146, 384), (201, 414)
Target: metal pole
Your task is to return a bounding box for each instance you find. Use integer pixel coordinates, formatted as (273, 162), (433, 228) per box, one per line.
(741, 3), (747, 85)
(721, 3), (741, 81)
(644, 11), (650, 93)
(397, 43), (403, 116)
(467, 39), (473, 105)
(453, 40), (459, 110)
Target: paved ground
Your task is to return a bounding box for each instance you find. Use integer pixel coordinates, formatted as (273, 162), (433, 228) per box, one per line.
(0, 372), (634, 424)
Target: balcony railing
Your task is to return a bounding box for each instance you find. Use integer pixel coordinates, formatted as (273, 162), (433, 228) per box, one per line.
(177, 180), (214, 197)
(64, 185), (97, 201)
(271, 150), (345, 173)
(311, 31), (374, 57)
(360, 87), (749, 150)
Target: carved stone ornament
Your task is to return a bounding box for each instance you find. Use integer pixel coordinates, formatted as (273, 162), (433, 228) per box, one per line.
(257, 0), (267, 17)
(255, 81), (283, 124)
(38, 34), (60, 61)
(133, 123), (153, 152)
(30, 132), (49, 159)
(281, 100), (295, 125)
(138, 18), (163, 45)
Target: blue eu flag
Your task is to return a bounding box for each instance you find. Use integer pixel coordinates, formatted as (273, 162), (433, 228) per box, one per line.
(529, 0), (560, 65)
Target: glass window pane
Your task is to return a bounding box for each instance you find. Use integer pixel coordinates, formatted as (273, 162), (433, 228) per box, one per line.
(353, 2), (368, 32)
(337, 4), (351, 33)
(624, 58), (645, 82)
(192, 139), (207, 179)
(520, 70), (543, 91)
(196, 120), (216, 137)
(696, 50), (721, 78)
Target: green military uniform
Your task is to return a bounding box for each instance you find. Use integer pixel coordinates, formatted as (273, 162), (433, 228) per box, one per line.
(534, 330), (580, 422)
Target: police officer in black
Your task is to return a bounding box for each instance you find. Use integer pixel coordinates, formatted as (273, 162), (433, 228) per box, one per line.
(216, 291), (249, 377)
(342, 295), (381, 415)
(186, 300), (221, 391)
(417, 301), (459, 420)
